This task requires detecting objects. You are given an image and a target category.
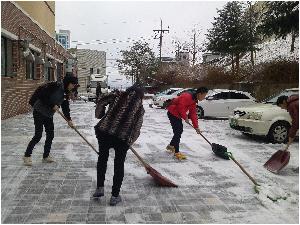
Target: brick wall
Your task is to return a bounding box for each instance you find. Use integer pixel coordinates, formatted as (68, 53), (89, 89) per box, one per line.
(1, 2), (72, 119)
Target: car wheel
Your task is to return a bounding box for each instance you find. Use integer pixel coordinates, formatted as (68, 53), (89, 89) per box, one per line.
(197, 106), (204, 119)
(268, 121), (290, 144)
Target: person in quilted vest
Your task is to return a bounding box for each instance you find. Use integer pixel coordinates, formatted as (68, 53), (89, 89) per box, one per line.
(93, 84), (145, 206)
(166, 87), (208, 160)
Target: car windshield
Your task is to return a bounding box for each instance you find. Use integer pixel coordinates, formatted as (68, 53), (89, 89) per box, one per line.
(264, 90), (299, 104)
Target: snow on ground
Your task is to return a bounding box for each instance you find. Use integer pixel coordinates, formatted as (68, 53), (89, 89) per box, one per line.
(1, 99), (298, 223)
(138, 100), (299, 223)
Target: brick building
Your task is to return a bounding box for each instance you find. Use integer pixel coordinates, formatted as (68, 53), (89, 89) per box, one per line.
(1, 1), (74, 119)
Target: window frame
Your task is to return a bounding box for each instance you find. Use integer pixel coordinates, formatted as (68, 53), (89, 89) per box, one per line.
(25, 50), (36, 80)
(1, 36), (13, 77)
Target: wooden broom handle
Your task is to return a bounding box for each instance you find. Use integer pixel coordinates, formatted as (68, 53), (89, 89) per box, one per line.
(56, 109), (99, 155)
(129, 147), (150, 169)
(186, 121), (212, 146)
(228, 155), (259, 186)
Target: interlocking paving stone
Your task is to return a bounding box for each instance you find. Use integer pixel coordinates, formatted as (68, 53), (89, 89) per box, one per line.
(2, 101), (298, 223)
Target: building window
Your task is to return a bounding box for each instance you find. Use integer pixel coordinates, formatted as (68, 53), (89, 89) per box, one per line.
(97, 68), (100, 74)
(1, 36), (13, 76)
(26, 57), (35, 79)
(46, 66), (53, 81)
(90, 68), (93, 74)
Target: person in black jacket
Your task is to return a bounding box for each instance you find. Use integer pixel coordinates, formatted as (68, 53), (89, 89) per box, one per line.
(95, 82), (102, 102)
(23, 75), (78, 166)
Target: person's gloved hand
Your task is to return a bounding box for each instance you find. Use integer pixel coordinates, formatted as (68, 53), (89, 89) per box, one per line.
(185, 118), (189, 124)
(53, 105), (59, 112)
(195, 128), (201, 134)
(68, 120), (75, 129)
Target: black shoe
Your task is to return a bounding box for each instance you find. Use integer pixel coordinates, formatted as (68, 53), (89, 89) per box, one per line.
(92, 187), (104, 198)
(109, 195), (122, 206)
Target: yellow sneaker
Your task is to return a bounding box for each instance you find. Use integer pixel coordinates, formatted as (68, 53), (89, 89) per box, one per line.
(42, 155), (55, 163)
(166, 145), (175, 153)
(23, 156), (32, 166)
(174, 152), (187, 160)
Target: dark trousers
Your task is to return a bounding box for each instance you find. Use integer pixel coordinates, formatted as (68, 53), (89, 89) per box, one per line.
(25, 110), (54, 158)
(96, 132), (129, 197)
(167, 111), (183, 153)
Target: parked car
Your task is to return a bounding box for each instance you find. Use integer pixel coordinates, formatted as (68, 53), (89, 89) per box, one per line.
(229, 88), (299, 143)
(150, 88), (182, 108)
(197, 89), (256, 118)
(153, 88), (196, 108)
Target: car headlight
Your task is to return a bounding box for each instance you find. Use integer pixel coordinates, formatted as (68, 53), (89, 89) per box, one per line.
(246, 112), (262, 120)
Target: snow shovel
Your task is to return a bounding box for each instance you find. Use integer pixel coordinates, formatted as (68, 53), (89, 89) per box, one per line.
(57, 109), (178, 188)
(186, 122), (229, 160)
(263, 150), (290, 173)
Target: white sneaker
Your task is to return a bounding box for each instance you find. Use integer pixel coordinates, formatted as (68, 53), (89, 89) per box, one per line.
(42, 155), (55, 163)
(23, 156), (32, 166)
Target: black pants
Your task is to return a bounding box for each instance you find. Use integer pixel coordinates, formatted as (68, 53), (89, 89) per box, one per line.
(96, 132), (129, 197)
(25, 110), (54, 158)
(167, 111), (183, 153)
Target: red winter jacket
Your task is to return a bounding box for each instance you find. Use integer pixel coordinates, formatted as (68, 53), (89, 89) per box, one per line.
(167, 92), (199, 128)
(287, 95), (299, 138)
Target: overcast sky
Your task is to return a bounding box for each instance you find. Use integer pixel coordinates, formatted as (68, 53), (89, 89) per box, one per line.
(56, 0), (227, 88)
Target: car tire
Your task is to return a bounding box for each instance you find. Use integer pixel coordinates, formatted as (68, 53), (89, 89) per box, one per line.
(197, 106), (204, 119)
(268, 121), (291, 144)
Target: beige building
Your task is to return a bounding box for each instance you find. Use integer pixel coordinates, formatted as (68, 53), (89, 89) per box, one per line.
(76, 49), (106, 92)
(14, 1), (55, 37)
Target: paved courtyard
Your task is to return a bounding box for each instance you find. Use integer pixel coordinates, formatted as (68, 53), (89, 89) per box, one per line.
(1, 100), (299, 223)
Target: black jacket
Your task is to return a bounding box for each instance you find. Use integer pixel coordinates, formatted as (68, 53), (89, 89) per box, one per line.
(31, 82), (71, 120)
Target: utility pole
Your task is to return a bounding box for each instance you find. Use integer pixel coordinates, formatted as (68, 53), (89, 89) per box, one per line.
(153, 19), (169, 63)
(175, 42), (181, 60)
(192, 32), (196, 66)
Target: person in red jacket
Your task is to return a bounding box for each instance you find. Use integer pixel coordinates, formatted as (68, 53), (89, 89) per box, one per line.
(276, 95), (299, 151)
(166, 87), (208, 160)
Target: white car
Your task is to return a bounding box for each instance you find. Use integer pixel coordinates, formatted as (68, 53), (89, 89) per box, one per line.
(229, 88), (299, 143)
(197, 89), (256, 118)
(150, 88), (182, 108)
(154, 88), (197, 108)
(152, 88), (191, 108)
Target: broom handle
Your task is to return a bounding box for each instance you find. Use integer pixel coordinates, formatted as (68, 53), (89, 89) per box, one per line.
(228, 155), (259, 186)
(56, 109), (99, 155)
(186, 121), (258, 186)
(129, 147), (150, 169)
(186, 121), (212, 146)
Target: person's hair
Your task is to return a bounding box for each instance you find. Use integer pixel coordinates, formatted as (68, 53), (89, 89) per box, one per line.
(63, 75), (78, 86)
(196, 87), (209, 94)
(63, 75), (78, 96)
(276, 95), (288, 106)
